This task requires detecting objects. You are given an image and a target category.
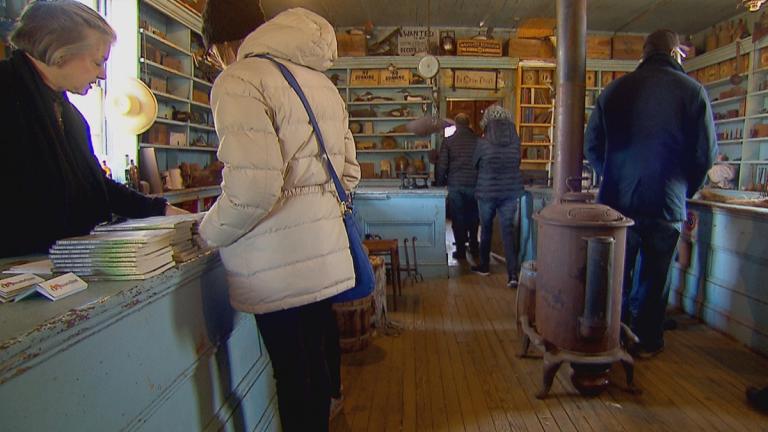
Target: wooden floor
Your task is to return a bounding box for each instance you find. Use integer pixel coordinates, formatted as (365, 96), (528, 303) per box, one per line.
(330, 261), (768, 431)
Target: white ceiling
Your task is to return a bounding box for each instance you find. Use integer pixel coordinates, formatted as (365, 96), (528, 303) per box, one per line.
(261, 0), (747, 35)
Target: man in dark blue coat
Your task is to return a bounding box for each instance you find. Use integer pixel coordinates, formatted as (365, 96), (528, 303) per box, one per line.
(585, 29), (716, 357)
(436, 113), (480, 260)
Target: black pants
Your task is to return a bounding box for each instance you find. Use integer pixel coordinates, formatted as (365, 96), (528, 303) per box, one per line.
(622, 219), (681, 351)
(255, 299), (339, 432)
(447, 186), (479, 254)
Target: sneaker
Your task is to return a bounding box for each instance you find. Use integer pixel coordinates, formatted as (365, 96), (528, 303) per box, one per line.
(507, 278), (518, 288)
(452, 250), (466, 260)
(470, 265), (490, 276)
(631, 343), (664, 359)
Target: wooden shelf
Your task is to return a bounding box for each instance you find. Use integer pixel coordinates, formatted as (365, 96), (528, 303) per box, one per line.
(141, 58), (189, 79)
(140, 143), (217, 152)
(713, 117), (746, 125)
(353, 133), (417, 137)
(357, 149), (431, 153)
(521, 84), (552, 89)
(189, 124), (215, 132)
(155, 117), (188, 127)
(521, 142), (553, 147)
(521, 159), (553, 163)
(711, 95), (747, 106)
(350, 116), (422, 121)
(140, 29), (192, 56)
(346, 84), (432, 89)
(192, 77), (213, 87)
(152, 90), (189, 104)
(347, 100), (431, 105)
(520, 104), (552, 108)
(717, 139), (743, 144)
(519, 123), (553, 127)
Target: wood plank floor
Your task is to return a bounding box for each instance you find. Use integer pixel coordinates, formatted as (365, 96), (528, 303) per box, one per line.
(330, 261), (768, 431)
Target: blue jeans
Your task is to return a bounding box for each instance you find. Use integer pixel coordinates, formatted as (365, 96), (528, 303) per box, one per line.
(448, 186), (479, 254)
(477, 197), (519, 279)
(622, 219), (681, 351)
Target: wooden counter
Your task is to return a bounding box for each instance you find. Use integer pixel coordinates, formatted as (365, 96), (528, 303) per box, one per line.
(0, 253), (278, 431)
(354, 187), (449, 279)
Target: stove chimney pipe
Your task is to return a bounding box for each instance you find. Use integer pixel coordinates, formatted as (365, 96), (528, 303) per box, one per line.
(553, 0), (587, 198)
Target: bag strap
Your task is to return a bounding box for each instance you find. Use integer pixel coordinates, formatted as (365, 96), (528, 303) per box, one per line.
(248, 54), (348, 204)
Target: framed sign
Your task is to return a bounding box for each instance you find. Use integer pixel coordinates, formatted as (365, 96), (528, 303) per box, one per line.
(397, 27), (437, 56)
(452, 69), (499, 91)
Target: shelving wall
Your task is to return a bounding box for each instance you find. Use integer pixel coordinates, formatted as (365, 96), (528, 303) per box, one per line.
(137, 0), (222, 209)
(327, 66), (437, 183)
(686, 38), (768, 192)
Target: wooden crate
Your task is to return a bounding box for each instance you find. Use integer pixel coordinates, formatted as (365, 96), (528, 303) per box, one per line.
(162, 56), (183, 73)
(586, 70), (597, 88)
(600, 71), (614, 87)
(611, 35), (644, 60)
(507, 37), (554, 59)
(457, 39), (503, 57)
(149, 76), (167, 93)
(337, 32), (367, 57)
(380, 69), (412, 86)
(350, 69), (380, 86)
(587, 35), (612, 59)
(517, 18), (556, 39)
(193, 88), (210, 105)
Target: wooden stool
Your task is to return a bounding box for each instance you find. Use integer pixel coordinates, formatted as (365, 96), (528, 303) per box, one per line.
(363, 239), (402, 310)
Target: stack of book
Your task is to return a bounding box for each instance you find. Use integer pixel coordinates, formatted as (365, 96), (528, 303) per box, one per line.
(49, 230), (176, 280)
(92, 214), (204, 263)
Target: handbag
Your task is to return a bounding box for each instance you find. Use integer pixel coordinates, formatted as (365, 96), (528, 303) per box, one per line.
(253, 54), (375, 302)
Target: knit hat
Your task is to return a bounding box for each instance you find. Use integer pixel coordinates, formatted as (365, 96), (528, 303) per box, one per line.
(202, 0), (266, 48)
(480, 104), (513, 129)
(643, 29), (681, 59)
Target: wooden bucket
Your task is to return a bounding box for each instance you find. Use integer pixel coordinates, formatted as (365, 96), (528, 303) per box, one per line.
(333, 295), (374, 353)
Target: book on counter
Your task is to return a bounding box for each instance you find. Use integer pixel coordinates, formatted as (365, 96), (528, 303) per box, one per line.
(92, 214), (205, 263)
(49, 229), (176, 281)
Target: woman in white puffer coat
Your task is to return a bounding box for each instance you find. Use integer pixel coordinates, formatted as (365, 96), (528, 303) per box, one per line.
(200, 2), (360, 430)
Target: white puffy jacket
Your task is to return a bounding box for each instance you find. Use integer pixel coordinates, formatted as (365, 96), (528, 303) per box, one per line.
(199, 8), (360, 314)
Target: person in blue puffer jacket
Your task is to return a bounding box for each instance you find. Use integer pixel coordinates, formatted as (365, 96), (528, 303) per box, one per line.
(471, 105), (524, 287)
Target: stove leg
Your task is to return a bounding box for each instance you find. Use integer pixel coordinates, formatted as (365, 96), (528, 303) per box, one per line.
(619, 351), (639, 393)
(537, 353), (563, 399)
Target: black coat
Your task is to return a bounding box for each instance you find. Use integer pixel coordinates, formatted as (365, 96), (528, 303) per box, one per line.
(584, 53), (716, 223)
(0, 51), (166, 258)
(435, 125), (479, 188)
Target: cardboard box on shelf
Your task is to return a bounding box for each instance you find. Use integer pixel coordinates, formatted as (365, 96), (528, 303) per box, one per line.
(149, 76), (167, 93)
(380, 69), (412, 86)
(587, 35), (612, 59)
(161, 56), (183, 73)
(169, 132), (186, 147)
(146, 124), (170, 145)
(192, 88), (210, 105)
(516, 18), (557, 39)
(611, 35), (644, 60)
(337, 32), (367, 57)
(507, 37), (554, 59)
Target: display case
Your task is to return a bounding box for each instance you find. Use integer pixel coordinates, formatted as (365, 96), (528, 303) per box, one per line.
(138, 0), (222, 210)
(327, 66), (437, 183)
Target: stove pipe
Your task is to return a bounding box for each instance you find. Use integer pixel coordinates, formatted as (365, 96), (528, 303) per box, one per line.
(553, 0), (587, 197)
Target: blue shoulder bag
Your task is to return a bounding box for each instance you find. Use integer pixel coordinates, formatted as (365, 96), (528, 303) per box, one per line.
(253, 54), (375, 302)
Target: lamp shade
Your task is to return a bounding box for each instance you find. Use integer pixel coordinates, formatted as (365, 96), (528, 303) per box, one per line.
(107, 78), (158, 135)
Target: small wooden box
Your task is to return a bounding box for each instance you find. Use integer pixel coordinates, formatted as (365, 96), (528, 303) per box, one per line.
(586, 70), (597, 88)
(507, 37), (554, 59)
(337, 32), (367, 57)
(600, 71), (614, 87)
(516, 18), (556, 39)
(719, 61), (730, 79)
(149, 76), (167, 93)
(146, 124), (170, 145)
(192, 88), (210, 105)
(457, 39), (503, 57)
(611, 35), (644, 60)
(360, 162), (376, 179)
(753, 123), (768, 138)
(522, 70), (537, 85)
(162, 55), (183, 73)
(587, 35), (612, 59)
(380, 69), (412, 86)
(350, 69), (380, 86)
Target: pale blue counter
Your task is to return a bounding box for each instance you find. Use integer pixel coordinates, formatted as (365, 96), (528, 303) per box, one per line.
(0, 253), (278, 431)
(354, 187), (449, 279)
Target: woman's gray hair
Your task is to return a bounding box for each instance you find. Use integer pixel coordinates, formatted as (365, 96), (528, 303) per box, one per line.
(480, 104), (513, 130)
(9, 0), (116, 66)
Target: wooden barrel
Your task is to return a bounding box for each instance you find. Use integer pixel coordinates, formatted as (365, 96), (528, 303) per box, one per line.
(333, 295), (374, 352)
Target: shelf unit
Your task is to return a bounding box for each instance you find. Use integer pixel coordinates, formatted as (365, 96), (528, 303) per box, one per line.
(685, 38), (768, 192)
(327, 66), (437, 182)
(137, 1), (222, 211)
(515, 61), (555, 172)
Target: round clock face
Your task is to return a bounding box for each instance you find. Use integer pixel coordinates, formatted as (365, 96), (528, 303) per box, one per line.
(417, 55), (440, 78)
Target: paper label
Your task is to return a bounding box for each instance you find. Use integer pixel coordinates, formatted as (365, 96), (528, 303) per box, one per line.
(0, 274), (45, 295)
(37, 273), (88, 300)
